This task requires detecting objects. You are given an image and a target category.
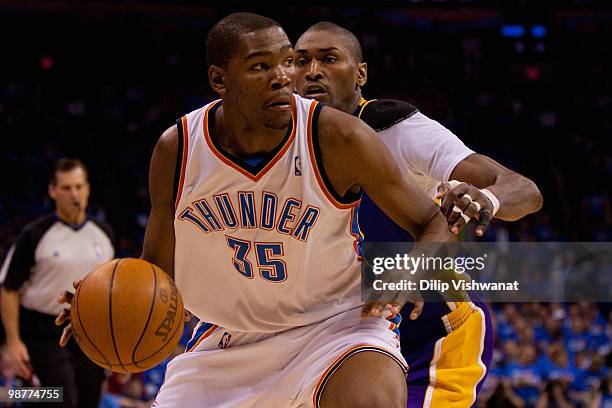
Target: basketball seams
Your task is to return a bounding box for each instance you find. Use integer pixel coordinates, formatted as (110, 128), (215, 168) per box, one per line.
(109, 258), (128, 372)
(132, 319), (183, 366)
(85, 328), (181, 367)
(73, 258), (184, 373)
(74, 259), (115, 367)
(85, 326), (181, 368)
(131, 280), (184, 363)
(85, 303), (184, 367)
(131, 263), (159, 369)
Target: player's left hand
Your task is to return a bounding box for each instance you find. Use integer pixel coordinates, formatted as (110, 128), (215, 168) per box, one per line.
(437, 181), (493, 237)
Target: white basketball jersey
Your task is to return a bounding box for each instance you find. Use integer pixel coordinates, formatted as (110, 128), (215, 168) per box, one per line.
(174, 95), (363, 333)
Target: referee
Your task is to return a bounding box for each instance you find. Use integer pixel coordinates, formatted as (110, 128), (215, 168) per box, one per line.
(0, 158), (115, 407)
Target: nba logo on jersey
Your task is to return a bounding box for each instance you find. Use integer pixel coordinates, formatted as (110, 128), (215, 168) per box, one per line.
(294, 155), (302, 176)
(218, 332), (232, 349)
(94, 243), (103, 259)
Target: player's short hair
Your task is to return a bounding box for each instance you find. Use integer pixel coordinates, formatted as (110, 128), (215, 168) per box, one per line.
(50, 158), (88, 185)
(205, 12), (282, 68)
(302, 22), (363, 63)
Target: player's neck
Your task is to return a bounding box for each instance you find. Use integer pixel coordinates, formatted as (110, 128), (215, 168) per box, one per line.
(346, 90), (363, 115)
(215, 105), (289, 157)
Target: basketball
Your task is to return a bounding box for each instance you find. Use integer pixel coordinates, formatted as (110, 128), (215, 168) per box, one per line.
(70, 258), (185, 373)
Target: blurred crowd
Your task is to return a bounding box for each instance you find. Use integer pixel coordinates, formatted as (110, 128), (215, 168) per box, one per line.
(0, 1), (610, 407)
(479, 303), (611, 407)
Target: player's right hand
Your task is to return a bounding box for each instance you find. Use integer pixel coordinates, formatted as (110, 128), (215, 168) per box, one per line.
(437, 181), (494, 237)
(4, 339), (32, 379)
(55, 279), (81, 347)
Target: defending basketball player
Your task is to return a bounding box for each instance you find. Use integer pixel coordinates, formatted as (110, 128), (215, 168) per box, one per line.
(57, 13), (458, 408)
(293, 22), (543, 407)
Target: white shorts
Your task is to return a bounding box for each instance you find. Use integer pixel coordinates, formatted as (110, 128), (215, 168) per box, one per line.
(153, 306), (407, 408)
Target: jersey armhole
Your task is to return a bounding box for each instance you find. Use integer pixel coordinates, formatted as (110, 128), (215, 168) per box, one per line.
(307, 103), (361, 209)
(174, 116), (188, 210)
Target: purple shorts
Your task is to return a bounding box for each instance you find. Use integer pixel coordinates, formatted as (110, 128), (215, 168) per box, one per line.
(400, 301), (494, 407)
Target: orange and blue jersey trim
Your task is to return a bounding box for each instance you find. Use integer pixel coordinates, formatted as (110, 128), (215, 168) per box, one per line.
(174, 115), (189, 210)
(388, 312), (402, 337)
(185, 321), (218, 352)
(312, 344), (407, 407)
(306, 101), (362, 210)
(349, 206), (364, 259)
(202, 97), (297, 182)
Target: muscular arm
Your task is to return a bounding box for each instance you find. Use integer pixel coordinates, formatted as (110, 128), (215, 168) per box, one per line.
(141, 125), (179, 277)
(318, 106), (454, 243)
(450, 153), (543, 221)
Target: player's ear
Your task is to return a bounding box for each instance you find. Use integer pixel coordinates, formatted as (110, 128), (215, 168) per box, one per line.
(356, 62), (367, 87)
(209, 65), (228, 95)
(48, 184), (56, 200)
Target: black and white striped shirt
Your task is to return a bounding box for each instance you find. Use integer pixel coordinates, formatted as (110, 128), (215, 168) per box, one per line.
(0, 214), (115, 315)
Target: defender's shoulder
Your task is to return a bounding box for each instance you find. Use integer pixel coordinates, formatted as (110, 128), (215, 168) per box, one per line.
(358, 99), (419, 132)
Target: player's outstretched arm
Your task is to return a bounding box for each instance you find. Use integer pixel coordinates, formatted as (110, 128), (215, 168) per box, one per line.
(317, 106), (455, 243)
(447, 153), (543, 221)
(375, 109), (542, 235)
(439, 154), (543, 236)
(141, 125), (179, 277)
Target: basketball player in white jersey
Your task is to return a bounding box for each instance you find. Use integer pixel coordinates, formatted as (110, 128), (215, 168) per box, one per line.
(293, 22), (543, 407)
(57, 13), (457, 407)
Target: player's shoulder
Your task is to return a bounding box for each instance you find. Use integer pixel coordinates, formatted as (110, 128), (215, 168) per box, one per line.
(160, 120), (179, 144)
(155, 123), (179, 164)
(183, 100), (219, 120)
(357, 99), (419, 132)
(173, 100), (219, 139)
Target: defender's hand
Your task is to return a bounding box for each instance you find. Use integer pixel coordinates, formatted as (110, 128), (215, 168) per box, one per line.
(437, 181), (493, 237)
